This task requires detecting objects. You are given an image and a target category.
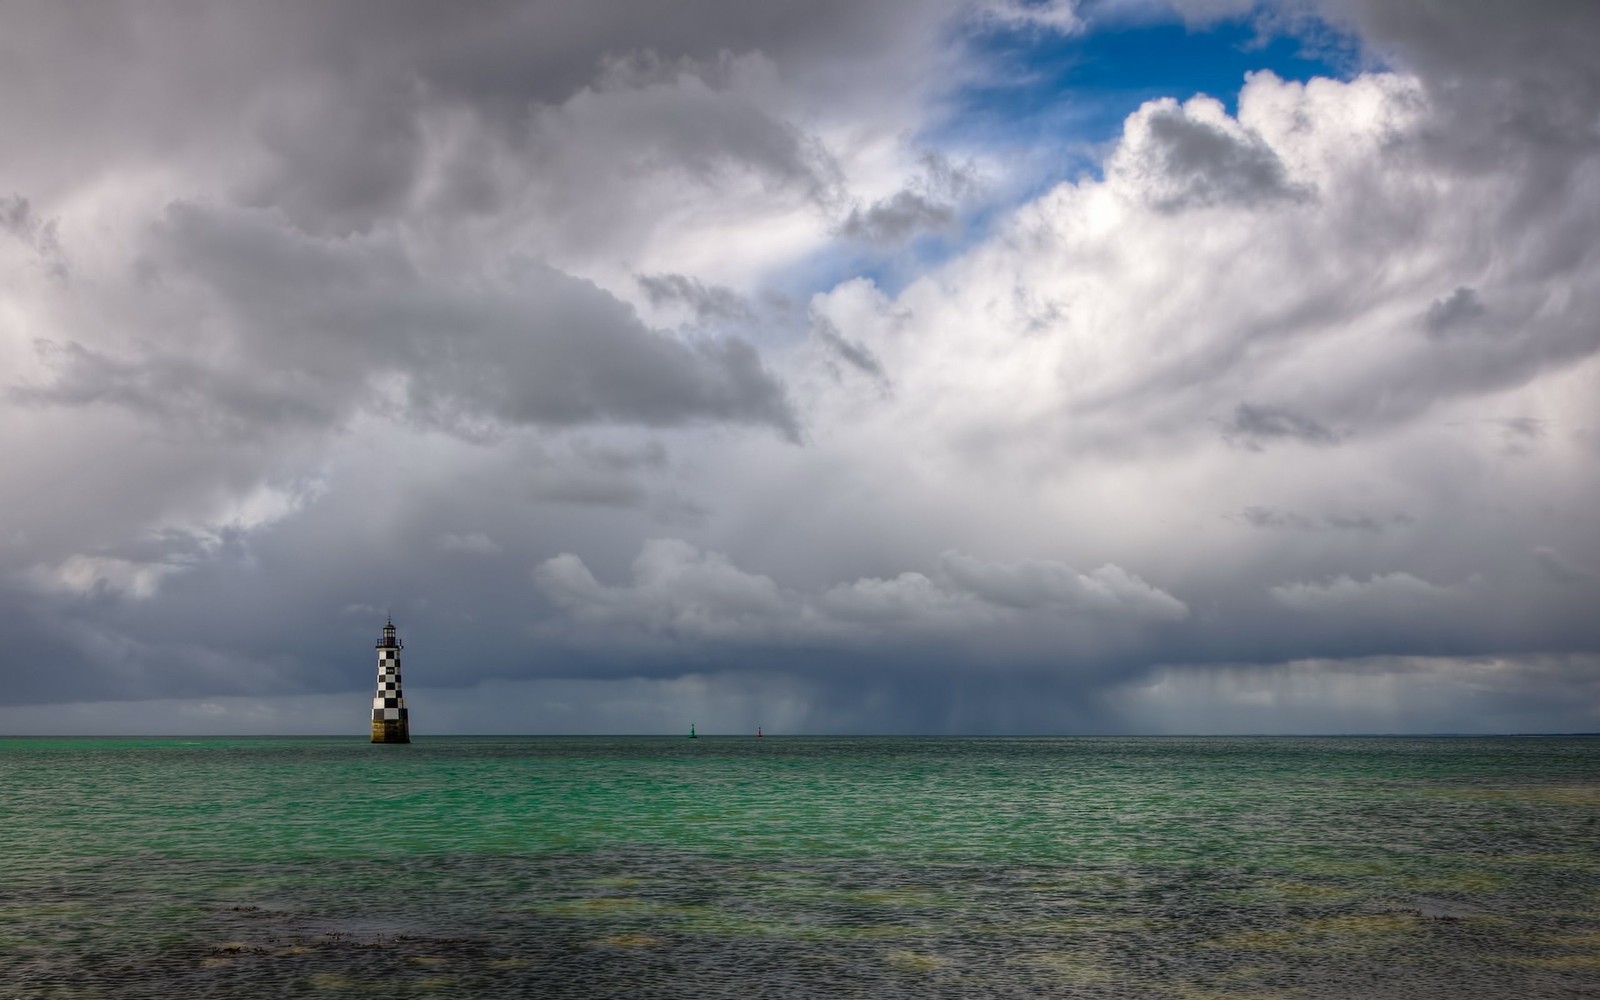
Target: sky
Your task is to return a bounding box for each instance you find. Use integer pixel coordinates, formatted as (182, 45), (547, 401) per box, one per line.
(1, 0), (1598, 735)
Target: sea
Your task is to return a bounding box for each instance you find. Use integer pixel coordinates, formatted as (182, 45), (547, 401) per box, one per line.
(2, 735), (1598, 998)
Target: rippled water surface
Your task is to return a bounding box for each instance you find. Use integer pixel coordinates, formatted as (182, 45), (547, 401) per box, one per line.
(3, 735), (1599, 997)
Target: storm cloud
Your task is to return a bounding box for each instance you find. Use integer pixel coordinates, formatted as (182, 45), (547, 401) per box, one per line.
(1, 0), (1597, 734)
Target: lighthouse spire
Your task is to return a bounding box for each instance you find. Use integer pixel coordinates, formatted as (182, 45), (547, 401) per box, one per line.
(370, 617), (410, 743)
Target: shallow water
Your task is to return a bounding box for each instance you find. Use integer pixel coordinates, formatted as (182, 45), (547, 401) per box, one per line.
(3, 735), (1598, 997)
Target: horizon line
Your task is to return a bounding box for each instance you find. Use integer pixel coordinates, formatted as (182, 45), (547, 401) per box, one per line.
(4, 731), (1598, 739)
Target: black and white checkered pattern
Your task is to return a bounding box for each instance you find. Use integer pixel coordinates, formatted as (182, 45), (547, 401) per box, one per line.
(371, 641), (407, 722)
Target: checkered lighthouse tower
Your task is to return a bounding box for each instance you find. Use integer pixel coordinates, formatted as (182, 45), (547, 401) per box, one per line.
(370, 617), (410, 743)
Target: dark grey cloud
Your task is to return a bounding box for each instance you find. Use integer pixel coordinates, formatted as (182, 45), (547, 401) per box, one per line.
(1494, 416), (1546, 455)
(811, 317), (887, 382)
(1327, 0), (1600, 277)
(1111, 654), (1600, 737)
(1237, 505), (1314, 530)
(841, 190), (955, 244)
(1220, 403), (1341, 449)
(0, 195), (58, 252)
(838, 151), (977, 245)
(1334, 0), (1600, 153)
(1534, 546), (1600, 587)
(14, 202), (799, 441)
(0, 193), (66, 277)
(637, 274), (755, 325)
(1424, 286), (1487, 337)
(526, 440), (690, 511)
(1324, 511), (1412, 532)
(19, 340), (342, 440)
(1236, 506), (1407, 533)
(1132, 102), (1310, 213)
(529, 540), (1189, 675)
(9, 491), (1595, 721)
(0, 0), (950, 219)
(240, 81), (427, 237)
(1499, 416), (1544, 440)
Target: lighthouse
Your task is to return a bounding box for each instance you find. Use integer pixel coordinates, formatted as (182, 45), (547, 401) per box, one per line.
(370, 617), (410, 743)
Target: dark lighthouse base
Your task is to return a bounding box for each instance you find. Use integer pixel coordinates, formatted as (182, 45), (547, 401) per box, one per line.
(371, 717), (410, 743)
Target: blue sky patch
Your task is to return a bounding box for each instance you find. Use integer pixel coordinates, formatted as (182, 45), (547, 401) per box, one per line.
(936, 13), (1359, 163)
(785, 10), (1367, 298)
(785, 12), (1364, 306)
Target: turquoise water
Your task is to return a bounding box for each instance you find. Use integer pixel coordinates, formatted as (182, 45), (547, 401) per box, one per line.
(2, 736), (1598, 997)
